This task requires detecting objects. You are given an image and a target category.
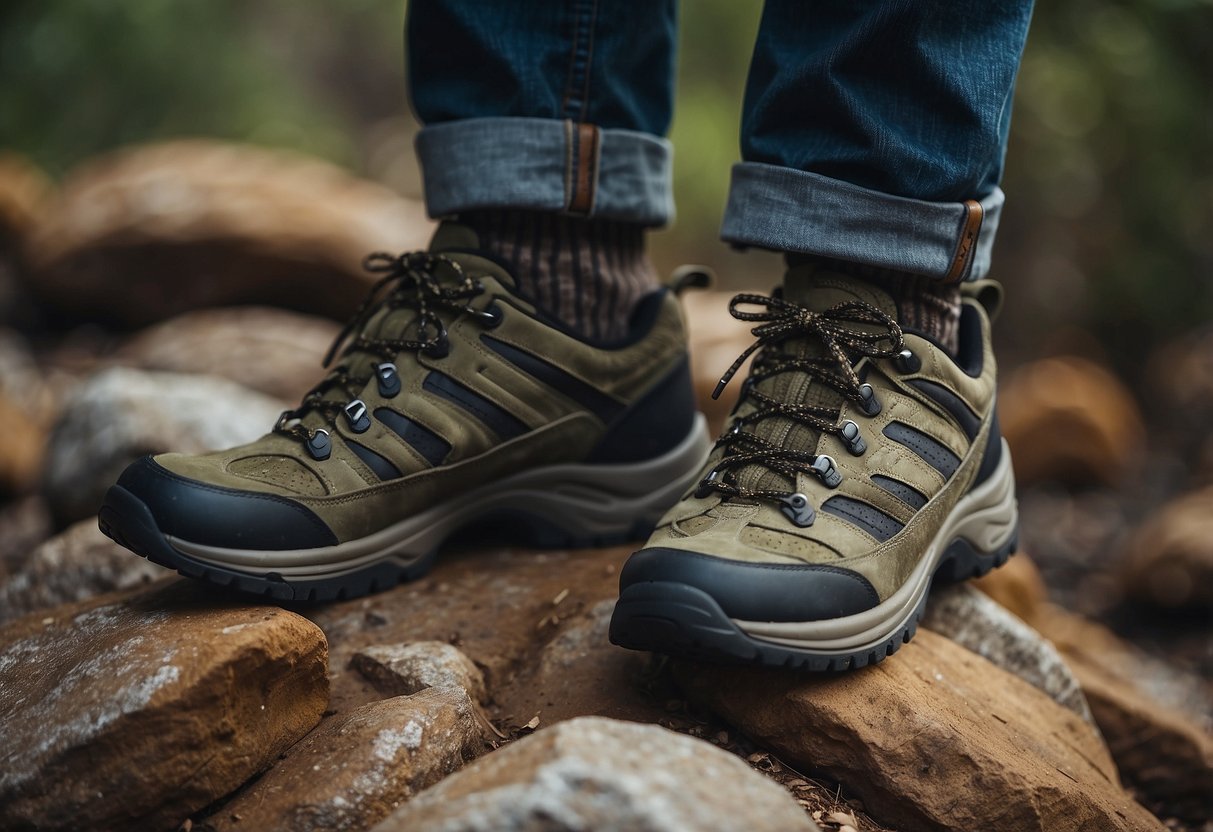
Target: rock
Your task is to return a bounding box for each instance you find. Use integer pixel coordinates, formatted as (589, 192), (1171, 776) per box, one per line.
(0, 518), (165, 624)
(676, 629), (1164, 832)
(0, 581), (329, 831)
(999, 356), (1146, 487)
(351, 641), (488, 705)
(23, 140), (433, 327)
(0, 392), (46, 495)
(370, 716), (820, 832)
(0, 151), (52, 255)
(41, 367), (286, 524)
(682, 289), (755, 435)
(115, 306), (339, 402)
(0, 495), (52, 577)
(922, 582), (1092, 722)
(1116, 486), (1213, 610)
(209, 687), (481, 832)
(1035, 605), (1213, 821)
(972, 549), (1049, 625)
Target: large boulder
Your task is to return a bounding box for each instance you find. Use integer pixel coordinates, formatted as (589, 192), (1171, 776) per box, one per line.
(41, 367), (285, 524)
(209, 687), (482, 832)
(999, 356), (1145, 487)
(115, 306), (339, 402)
(0, 518), (163, 624)
(676, 629), (1163, 832)
(370, 716), (820, 832)
(0, 581), (329, 831)
(23, 140), (433, 326)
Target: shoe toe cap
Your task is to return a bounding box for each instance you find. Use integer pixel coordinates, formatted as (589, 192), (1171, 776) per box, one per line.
(116, 456), (337, 550)
(619, 546), (879, 622)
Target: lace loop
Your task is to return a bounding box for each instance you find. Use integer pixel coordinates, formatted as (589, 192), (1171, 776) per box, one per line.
(699, 291), (904, 502)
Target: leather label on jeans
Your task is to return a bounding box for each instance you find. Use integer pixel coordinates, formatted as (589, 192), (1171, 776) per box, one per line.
(566, 121), (600, 215)
(945, 199), (984, 283)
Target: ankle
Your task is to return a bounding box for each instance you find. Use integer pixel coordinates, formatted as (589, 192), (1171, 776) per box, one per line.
(461, 210), (657, 342)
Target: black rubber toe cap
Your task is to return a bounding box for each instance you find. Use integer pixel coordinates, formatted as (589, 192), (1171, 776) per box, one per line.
(116, 456), (338, 550)
(618, 546), (880, 622)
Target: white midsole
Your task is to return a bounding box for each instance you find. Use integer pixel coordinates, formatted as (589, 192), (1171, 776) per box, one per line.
(167, 415), (712, 579)
(731, 440), (1018, 655)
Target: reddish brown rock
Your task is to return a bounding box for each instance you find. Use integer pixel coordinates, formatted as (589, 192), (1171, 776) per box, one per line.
(371, 716), (820, 832)
(209, 687), (481, 832)
(24, 140), (433, 326)
(1035, 606), (1213, 821)
(0, 581), (329, 831)
(972, 549), (1049, 625)
(0, 518), (164, 624)
(676, 629), (1163, 832)
(0, 392), (45, 495)
(116, 306), (340, 401)
(0, 151), (52, 257)
(351, 641), (488, 705)
(1116, 486), (1213, 610)
(999, 356), (1146, 487)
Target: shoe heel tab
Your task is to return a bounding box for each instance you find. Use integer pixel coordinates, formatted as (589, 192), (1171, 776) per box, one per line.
(668, 265), (715, 296)
(962, 279), (1005, 323)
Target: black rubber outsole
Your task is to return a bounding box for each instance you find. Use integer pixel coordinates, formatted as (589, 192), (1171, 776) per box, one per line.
(98, 485), (655, 603)
(607, 529), (1019, 672)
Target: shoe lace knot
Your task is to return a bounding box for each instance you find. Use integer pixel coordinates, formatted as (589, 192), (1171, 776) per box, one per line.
(700, 292), (904, 501)
(274, 251), (490, 445)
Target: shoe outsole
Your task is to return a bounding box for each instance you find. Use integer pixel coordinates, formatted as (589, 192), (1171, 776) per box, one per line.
(606, 529), (1018, 672)
(98, 484), (654, 603)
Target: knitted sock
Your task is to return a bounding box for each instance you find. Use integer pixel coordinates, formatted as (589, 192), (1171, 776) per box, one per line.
(461, 210), (658, 342)
(797, 255), (962, 355)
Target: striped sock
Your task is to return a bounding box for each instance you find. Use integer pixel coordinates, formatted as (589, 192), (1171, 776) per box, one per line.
(462, 210), (658, 342)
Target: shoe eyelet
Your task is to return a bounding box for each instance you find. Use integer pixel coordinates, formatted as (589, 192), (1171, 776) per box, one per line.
(839, 420), (866, 456)
(376, 362), (401, 398)
(779, 492), (816, 527)
(694, 466), (724, 499)
(306, 429), (332, 461)
(344, 399), (371, 433)
(477, 302), (503, 329)
(811, 455), (842, 488)
(858, 384), (881, 417)
(894, 348), (921, 374)
(423, 331), (450, 359)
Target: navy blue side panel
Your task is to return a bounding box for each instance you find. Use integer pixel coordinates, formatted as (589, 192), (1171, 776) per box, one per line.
(587, 355), (697, 464)
(480, 334), (627, 423)
(375, 408), (451, 466)
(820, 496), (905, 542)
(907, 378), (981, 441)
(883, 421), (962, 478)
(970, 407), (1005, 489)
(346, 439), (403, 481)
(423, 371), (529, 440)
(870, 474), (928, 510)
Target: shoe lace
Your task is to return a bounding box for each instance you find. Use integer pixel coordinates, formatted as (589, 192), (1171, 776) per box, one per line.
(274, 251), (489, 444)
(699, 292), (904, 501)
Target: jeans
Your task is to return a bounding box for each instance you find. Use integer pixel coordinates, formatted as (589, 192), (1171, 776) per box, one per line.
(407, 0), (1035, 281)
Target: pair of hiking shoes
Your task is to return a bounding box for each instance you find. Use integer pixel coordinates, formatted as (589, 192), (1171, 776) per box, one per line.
(99, 222), (1017, 671)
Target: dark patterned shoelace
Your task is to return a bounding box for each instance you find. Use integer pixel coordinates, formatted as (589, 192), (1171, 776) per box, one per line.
(698, 291), (905, 502)
(274, 251), (494, 447)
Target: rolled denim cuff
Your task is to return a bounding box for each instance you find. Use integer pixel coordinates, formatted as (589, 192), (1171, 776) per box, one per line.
(416, 117), (674, 227)
(721, 162), (1004, 281)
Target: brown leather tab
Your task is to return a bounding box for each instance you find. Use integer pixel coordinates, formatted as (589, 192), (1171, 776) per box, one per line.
(944, 199), (984, 283)
(566, 121), (600, 215)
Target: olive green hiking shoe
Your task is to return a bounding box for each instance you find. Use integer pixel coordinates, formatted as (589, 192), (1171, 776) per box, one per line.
(609, 265), (1018, 670)
(98, 223), (711, 601)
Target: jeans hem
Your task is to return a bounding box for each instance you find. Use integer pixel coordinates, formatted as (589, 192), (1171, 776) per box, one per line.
(415, 117), (673, 226)
(720, 162), (1004, 281)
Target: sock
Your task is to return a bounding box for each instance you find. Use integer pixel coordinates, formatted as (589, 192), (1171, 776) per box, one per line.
(799, 255), (962, 355)
(461, 210), (658, 342)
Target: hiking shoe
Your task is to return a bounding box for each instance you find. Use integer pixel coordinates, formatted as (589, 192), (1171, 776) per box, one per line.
(609, 265), (1018, 670)
(98, 223), (711, 601)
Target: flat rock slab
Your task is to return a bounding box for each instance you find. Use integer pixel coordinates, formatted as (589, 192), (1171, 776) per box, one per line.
(0, 581), (329, 831)
(210, 687), (481, 832)
(676, 629), (1164, 832)
(352, 640), (488, 704)
(371, 716), (820, 832)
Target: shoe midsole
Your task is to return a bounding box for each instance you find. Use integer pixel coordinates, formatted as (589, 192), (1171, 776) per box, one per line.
(166, 414), (712, 579)
(731, 440), (1018, 654)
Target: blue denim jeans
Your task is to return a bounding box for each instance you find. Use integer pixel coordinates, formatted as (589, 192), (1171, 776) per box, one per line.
(408, 0), (1034, 281)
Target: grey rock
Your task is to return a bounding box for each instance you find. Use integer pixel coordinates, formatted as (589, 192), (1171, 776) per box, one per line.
(0, 518), (164, 625)
(923, 582), (1093, 723)
(41, 367), (285, 524)
(352, 641), (487, 705)
(371, 716), (819, 832)
(0, 495), (52, 577)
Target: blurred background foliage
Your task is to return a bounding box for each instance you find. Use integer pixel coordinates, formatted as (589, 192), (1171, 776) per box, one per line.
(1, 0), (1210, 370)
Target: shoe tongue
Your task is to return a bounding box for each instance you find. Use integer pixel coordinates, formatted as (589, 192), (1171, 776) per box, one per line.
(731, 264), (896, 495)
(427, 219), (481, 253)
(426, 220), (517, 290)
